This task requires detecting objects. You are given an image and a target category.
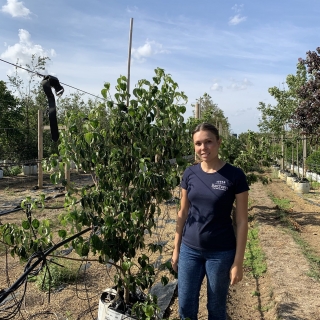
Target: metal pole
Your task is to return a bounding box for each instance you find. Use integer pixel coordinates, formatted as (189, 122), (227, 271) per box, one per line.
(127, 18), (134, 108)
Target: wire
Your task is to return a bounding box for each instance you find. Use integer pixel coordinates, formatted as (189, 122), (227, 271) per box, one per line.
(0, 58), (105, 101)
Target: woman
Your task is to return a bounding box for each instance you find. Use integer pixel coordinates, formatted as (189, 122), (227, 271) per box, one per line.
(172, 122), (249, 320)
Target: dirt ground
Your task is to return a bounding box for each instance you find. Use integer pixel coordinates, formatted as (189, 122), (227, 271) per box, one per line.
(0, 170), (320, 320)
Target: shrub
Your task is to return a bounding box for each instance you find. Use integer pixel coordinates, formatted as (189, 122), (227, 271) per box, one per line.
(306, 150), (320, 174)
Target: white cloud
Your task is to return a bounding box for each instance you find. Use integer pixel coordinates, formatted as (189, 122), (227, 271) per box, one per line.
(126, 6), (138, 13)
(1, 29), (56, 72)
(229, 4), (246, 25)
(228, 78), (253, 90)
(131, 40), (169, 62)
(229, 14), (247, 25)
(234, 107), (253, 116)
(231, 4), (244, 13)
(211, 83), (223, 92)
(1, 0), (31, 18)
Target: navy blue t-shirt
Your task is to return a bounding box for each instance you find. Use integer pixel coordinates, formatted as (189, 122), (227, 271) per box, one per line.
(181, 163), (249, 251)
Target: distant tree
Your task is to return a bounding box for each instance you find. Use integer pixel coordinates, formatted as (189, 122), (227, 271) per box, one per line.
(257, 62), (307, 135)
(7, 55), (50, 161)
(292, 47), (320, 139)
(0, 81), (24, 160)
(193, 93), (230, 132)
(184, 93), (230, 155)
(6, 55), (100, 161)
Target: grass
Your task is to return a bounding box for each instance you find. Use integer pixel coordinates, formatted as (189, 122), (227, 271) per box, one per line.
(310, 181), (320, 189)
(288, 229), (320, 281)
(244, 227), (267, 277)
(269, 195), (292, 211)
(32, 257), (80, 291)
(269, 194), (320, 281)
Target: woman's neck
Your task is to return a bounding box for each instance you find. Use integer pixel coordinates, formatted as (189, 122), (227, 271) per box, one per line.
(200, 158), (225, 173)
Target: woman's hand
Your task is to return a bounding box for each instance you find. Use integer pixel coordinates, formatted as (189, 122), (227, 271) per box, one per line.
(171, 249), (179, 272)
(230, 263), (243, 285)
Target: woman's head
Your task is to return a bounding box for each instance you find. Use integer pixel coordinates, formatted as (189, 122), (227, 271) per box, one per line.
(192, 122), (220, 141)
(192, 123), (221, 163)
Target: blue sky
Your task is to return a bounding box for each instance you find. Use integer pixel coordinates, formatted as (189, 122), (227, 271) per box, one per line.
(1, 0), (320, 134)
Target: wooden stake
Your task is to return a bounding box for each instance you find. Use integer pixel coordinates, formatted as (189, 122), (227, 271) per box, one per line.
(127, 18), (134, 108)
(195, 102), (199, 119)
(38, 110), (43, 189)
(303, 135), (307, 178)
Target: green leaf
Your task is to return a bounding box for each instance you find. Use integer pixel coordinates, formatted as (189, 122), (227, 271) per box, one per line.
(58, 229), (67, 239)
(131, 211), (138, 220)
(144, 305), (154, 317)
(101, 88), (107, 99)
(122, 261), (132, 272)
(32, 219), (40, 229)
(120, 82), (127, 91)
(161, 276), (169, 286)
(84, 132), (93, 144)
(22, 220), (30, 230)
(91, 234), (103, 250)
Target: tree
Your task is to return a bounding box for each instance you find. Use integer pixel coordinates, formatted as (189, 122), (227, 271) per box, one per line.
(220, 132), (273, 185)
(184, 93), (230, 155)
(0, 81), (24, 160)
(7, 55), (51, 161)
(258, 62), (307, 135)
(1, 68), (189, 319)
(292, 47), (320, 139)
(192, 93), (230, 132)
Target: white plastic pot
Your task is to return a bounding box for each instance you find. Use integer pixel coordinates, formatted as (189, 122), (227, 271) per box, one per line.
(286, 176), (295, 187)
(22, 165), (37, 175)
(294, 182), (310, 194)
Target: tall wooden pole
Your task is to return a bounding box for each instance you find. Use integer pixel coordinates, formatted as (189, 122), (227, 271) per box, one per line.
(219, 122), (223, 138)
(194, 102), (200, 161)
(195, 102), (200, 119)
(297, 139), (299, 178)
(38, 110), (43, 188)
(127, 18), (134, 108)
(281, 134), (284, 171)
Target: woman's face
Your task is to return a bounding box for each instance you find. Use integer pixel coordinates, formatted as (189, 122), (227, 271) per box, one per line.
(193, 130), (221, 162)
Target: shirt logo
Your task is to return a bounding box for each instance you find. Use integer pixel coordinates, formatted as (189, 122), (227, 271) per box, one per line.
(211, 181), (228, 191)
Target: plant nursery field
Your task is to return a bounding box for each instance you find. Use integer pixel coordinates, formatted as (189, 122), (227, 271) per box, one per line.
(0, 170), (320, 319)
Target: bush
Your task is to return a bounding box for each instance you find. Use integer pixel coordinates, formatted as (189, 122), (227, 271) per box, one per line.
(3, 166), (22, 176)
(306, 150), (320, 174)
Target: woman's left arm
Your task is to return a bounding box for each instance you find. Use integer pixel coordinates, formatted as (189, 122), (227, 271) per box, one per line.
(230, 190), (248, 285)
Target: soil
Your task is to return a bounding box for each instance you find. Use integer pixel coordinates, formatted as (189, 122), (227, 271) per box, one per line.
(0, 170), (320, 320)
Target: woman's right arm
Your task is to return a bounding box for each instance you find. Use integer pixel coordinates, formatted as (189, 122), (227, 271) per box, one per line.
(171, 188), (189, 272)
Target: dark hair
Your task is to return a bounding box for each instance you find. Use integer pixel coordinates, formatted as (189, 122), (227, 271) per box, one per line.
(192, 122), (220, 140)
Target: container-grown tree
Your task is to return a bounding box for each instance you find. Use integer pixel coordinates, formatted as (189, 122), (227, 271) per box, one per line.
(47, 68), (188, 318)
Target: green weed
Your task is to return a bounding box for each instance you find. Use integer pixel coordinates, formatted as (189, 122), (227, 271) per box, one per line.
(251, 290), (260, 296)
(35, 258), (80, 291)
(270, 195), (292, 211)
(310, 181), (320, 189)
(244, 227), (267, 277)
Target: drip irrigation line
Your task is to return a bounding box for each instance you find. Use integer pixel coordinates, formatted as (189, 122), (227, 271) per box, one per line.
(0, 227), (91, 304)
(0, 58), (105, 101)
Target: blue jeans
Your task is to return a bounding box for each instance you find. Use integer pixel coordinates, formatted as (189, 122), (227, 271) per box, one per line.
(178, 243), (235, 320)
